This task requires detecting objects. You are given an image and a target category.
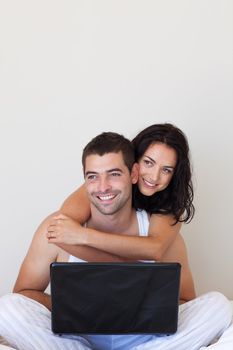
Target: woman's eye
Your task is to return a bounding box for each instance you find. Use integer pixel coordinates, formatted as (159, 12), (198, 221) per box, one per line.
(143, 159), (153, 166)
(163, 168), (173, 174)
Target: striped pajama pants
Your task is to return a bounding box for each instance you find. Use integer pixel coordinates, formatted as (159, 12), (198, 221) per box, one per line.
(0, 291), (232, 350)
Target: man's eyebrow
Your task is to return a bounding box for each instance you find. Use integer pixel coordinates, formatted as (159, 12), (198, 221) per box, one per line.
(85, 171), (98, 177)
(144, 156), (175, 169)
(85, 168), (123, 177)
(107, 168), (123, 173)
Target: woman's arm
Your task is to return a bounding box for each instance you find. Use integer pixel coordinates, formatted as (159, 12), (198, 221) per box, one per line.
(48, 212), (180, 261)
(60, 184), (91, 222)
(57, 186), (134, 262)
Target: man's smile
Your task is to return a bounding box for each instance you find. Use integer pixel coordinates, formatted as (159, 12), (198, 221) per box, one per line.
(96, 193), (117, 201)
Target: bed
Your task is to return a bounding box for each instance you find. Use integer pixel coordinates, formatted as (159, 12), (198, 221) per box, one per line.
(0, 301), (232, 349)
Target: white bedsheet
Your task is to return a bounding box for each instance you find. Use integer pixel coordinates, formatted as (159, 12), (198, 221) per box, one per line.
(209, 300), (233, 349)
(1, 302), (233, 350)
(214, 323), (233, 348)
(200, 323), (233, 349)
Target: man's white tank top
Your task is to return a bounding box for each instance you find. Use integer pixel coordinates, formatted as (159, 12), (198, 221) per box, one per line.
(68, 210), (150, 263)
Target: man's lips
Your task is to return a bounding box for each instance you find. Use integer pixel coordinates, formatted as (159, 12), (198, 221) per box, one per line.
(97, 194), (117, 201)
(92, 191), (119, 202)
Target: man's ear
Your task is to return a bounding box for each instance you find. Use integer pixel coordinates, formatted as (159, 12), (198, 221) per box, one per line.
(131, 163), (139, 184)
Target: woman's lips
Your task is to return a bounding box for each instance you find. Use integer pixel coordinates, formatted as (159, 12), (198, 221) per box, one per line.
(143, 178), (158, 189)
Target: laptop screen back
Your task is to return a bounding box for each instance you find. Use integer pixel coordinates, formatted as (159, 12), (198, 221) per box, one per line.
(50, 262), (180, 335)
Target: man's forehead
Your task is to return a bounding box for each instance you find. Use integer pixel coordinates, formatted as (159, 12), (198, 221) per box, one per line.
(84, 152), (126, 173)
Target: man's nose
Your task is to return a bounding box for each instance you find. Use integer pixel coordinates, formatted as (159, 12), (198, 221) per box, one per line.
(98, 176), (112, 192)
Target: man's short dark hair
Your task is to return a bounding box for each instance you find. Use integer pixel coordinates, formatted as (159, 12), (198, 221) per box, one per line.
(82, 132), (135, 172)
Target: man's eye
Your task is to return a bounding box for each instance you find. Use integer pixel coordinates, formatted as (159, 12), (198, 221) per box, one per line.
(111, 172), (121, 177)
(87, 175), (97, 180)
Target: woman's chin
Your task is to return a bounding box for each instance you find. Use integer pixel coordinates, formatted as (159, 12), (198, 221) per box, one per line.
(139, 185), (158, 197)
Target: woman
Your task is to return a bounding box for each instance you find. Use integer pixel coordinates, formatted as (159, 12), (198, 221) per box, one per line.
(1, 125), (230, 350)
(47, 123), (194, 263)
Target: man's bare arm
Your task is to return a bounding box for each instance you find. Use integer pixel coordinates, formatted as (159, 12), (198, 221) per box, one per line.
(13, 213), (61, 310)
(161, 233), (196, 303)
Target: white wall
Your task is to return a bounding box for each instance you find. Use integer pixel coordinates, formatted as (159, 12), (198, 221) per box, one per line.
(0, 0), (232, 299)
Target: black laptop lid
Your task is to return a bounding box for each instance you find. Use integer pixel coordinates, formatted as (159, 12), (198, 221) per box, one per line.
(50, 262), (180, 335)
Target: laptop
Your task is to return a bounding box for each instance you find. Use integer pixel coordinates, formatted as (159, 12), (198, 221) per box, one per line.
(50, 262), (181, 335)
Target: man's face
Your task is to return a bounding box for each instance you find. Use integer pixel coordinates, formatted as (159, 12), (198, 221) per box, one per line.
(84, 152), (136, 215)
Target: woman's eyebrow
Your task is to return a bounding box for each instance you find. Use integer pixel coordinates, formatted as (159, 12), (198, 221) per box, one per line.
(144, 155), (156, 163)
(164, 165), (175, 169)
(144, 155), (175, 169)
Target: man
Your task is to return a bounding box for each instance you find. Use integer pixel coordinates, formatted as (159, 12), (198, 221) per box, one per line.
(0, 132), (231, 350)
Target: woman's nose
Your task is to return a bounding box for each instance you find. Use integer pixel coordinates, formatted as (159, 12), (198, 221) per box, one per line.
(149, 168), (160, 182)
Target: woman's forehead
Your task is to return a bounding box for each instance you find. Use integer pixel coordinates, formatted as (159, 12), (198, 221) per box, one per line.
(143, 143), (177, 165)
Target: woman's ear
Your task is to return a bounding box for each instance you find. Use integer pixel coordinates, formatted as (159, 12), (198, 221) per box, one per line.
(131, 163), (139, 184)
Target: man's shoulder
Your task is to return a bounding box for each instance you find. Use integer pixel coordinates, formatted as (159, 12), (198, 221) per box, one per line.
(29, 212), (61, 260)
(136, 209), (150, 220)
(136, 209), (150, 236)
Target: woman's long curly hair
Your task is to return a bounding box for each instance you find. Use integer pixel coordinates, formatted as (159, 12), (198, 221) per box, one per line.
(132, 123), (195, 224)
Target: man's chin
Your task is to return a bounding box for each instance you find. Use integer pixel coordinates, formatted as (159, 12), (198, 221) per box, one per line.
(97, 209), (119, 216)
(93, 203), (118, 215)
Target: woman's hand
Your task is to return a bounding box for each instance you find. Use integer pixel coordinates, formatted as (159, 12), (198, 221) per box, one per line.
(46, 213), (86, 245)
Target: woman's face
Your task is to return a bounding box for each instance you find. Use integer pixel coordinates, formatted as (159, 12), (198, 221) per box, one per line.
(137, 142), (177, 196)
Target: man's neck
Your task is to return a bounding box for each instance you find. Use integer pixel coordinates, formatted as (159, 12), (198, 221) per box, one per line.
(87, 205), (137, 235)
